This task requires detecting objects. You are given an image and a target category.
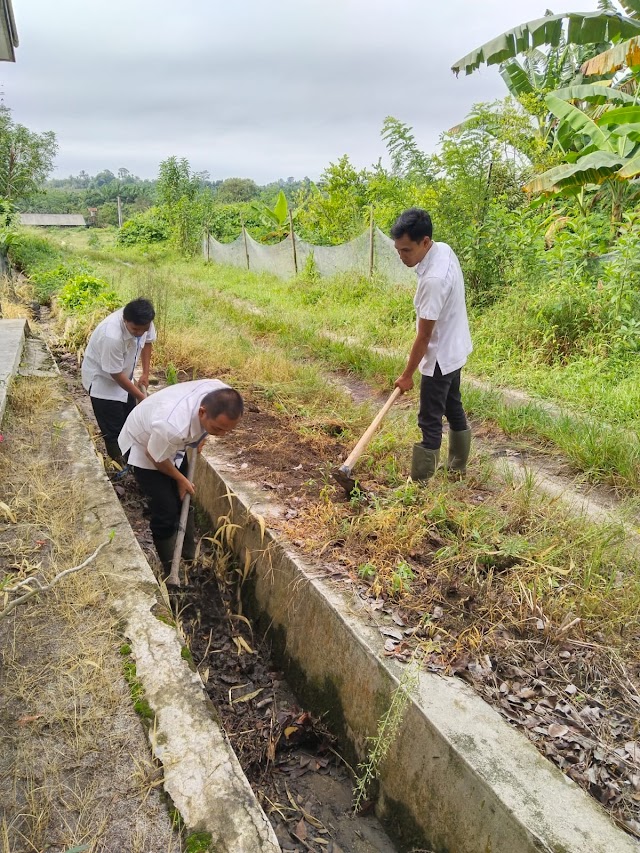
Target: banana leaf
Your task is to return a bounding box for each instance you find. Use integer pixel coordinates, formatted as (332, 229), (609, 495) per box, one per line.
(524, 151), (627, 193)
(581, 36), (640, 75)
(617, 151), (640, 177)
(618, 1), (640, 19)
(499, 60), (535, 96)
(597, 105), (640, 126)
(551, 83), (635, 105)
(546, 94), (612, 149)
(452, 12), (640, 76)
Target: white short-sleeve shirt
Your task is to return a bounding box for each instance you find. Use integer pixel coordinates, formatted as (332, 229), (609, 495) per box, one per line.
(413, 242), (472, 376)
(118, 379), (229, 470)
(81, 308), (156, 402)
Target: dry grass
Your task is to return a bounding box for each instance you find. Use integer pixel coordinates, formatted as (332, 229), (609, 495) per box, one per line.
(0, 376), (180, 853)
(0, 276), (32, 319)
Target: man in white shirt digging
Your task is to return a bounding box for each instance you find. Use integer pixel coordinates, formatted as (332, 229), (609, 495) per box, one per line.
(81, 298), (156, 470)
(118, 379), (244, 574)
(392, 208), (472, 481)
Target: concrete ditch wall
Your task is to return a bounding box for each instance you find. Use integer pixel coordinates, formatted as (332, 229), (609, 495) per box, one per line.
(196, 446), (638, 853)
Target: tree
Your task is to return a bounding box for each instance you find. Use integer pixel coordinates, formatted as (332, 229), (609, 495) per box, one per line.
(381, 117), (433, 181)
(156, 156), (204, 208)
(0, 106), (57, 202)
(523, 92), (640, 222)
(216, 177), (260, 203)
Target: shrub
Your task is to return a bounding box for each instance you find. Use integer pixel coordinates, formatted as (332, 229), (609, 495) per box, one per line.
(117, 207), (169, 246)
(29, 261), (89, 304)
(57, 274), (119, 314)
(9, 234), (61, 274)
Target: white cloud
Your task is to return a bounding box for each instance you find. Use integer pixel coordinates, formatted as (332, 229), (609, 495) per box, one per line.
(2, 0), (598, 181)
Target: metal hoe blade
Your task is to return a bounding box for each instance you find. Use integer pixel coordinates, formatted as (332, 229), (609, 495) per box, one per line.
(331, 465), (358, 497)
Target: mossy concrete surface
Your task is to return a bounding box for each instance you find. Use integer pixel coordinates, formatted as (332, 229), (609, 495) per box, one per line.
(197, 445), (638, 853)
(59, 404), (281, 852)
(0, 318), (27, 423)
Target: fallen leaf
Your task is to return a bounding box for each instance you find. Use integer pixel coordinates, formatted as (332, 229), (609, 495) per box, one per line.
(379, 626), (403, 641)
(17, 714), (44, 726)
(548, 723), (569, 739)
(233, 688), (263, 704)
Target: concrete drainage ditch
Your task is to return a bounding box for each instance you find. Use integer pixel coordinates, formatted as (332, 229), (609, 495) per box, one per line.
(195, 443), (638, 853)
(3, 320), (636, 853)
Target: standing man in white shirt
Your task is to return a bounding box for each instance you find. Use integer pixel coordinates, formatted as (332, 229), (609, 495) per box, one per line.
(81, 298), (156, 469)
(118, 379), (244, 574)
(391, 208), (472, 481)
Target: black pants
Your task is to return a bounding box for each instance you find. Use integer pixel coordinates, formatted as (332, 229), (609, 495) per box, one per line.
(134, 455), (188, 540)
(90, 395), (136, 443)
(418, 363), (468, 450)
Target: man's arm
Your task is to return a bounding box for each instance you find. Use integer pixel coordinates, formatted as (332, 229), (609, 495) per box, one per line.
(111, 371), (146, 402)
(145, 450), (195, 500)
(137, 342), (152, 390)
(395, 318), (436, 393)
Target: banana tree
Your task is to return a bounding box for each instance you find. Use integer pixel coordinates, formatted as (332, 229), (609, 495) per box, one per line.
(253, 189), (295, 241)
(523, 92), (640, 221)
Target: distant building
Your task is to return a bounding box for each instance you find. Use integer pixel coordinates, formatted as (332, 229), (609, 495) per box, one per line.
(19, 213), (86, 227)
(0, 1), (18, 62)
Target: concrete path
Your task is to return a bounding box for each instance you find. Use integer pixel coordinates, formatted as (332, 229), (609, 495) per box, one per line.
(0, 318), (26, 423)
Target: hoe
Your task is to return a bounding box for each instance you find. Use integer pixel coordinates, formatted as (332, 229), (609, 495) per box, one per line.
(332, 387), (401, 497)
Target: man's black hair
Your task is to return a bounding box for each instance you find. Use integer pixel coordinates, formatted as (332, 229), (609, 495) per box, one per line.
(390, 208), (433, 242)
(201, 388), (244, 420)
(123, 298), (155, 325)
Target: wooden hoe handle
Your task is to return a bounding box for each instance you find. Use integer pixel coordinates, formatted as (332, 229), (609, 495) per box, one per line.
(167, 447), (197, 587)
(341, 387), (402, 473)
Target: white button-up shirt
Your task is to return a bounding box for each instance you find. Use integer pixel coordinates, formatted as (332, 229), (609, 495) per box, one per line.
(414, 242), (472, 376)
(81, 308), (156, 402)
(118, 379), (229, 470)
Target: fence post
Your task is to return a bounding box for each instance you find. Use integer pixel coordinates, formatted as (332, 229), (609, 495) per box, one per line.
(241, 223), (250, 270)
(117, 195), (123, 228)
(205, 229), (210, 263)
(368, 206), (375, 278)
(289, 209), (298, 275)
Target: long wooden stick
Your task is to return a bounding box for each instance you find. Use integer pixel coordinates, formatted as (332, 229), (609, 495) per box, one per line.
(167, 448), (197, 587)
(341, 387), (401, 473)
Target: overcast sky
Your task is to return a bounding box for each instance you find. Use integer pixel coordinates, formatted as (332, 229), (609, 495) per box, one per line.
(2, 0), (596, 183)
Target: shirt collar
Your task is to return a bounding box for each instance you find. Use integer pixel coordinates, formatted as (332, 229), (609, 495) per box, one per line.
(416, 242), (435, 276)
(119, 310), (135, 341)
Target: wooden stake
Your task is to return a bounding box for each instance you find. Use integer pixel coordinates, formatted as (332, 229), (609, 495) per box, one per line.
(241, 223), (250, 270)
(289, 208), (298, 275)
(205, 229), (210, 263)
(117, 195), (123, 228)
(368, 205), (375, 278)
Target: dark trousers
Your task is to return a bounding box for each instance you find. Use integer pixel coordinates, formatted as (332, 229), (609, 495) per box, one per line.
(418, 363), (468, 450)
(90, 395), (136, 443)
(134, 455), (188, 540)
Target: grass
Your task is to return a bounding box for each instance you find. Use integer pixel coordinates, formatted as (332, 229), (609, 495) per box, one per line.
(292, 460), (640, 644)
(0, 376), (180, 853)
(24, 226), (639, 495)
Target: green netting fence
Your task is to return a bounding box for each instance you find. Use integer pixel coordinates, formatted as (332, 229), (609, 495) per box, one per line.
(203, 225), (415, 285)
